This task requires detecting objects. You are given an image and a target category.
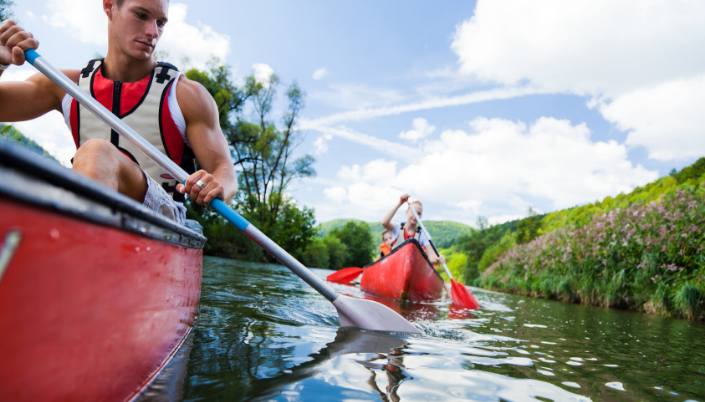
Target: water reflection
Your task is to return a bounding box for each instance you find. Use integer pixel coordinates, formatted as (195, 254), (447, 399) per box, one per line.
(172, 257), (705, 401)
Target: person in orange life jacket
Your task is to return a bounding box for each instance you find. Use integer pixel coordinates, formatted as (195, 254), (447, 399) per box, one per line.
(0, 0), (237, 225)
(380, 193), (446, 266)
(376, 230), (394, 260)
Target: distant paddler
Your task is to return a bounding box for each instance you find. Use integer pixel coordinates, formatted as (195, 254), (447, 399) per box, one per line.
(381, 193), (446, 266)
(0, 0), (237, 225)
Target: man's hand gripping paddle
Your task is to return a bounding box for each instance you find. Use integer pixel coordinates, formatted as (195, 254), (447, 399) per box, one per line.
(24, 49), (421, 335)
(407, 201), (480, 309)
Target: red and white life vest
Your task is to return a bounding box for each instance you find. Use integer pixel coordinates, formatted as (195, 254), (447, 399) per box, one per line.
(391, 222), (421, 250)
(67, 59), (195, 202)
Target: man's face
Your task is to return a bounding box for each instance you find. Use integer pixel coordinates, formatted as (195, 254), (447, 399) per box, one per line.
(106, 0), (169, 61)
(383, 232), (394, 246)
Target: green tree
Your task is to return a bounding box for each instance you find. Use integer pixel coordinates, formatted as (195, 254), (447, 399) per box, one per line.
(230, 76), (315, 229)
(183, 62), (317, 263)
(304, 237), (329, 268)
(515, 207), (542, 244)
(330, 221), (374, 267)
(323, 236), (348, 270)
(0, 0), (13, 21)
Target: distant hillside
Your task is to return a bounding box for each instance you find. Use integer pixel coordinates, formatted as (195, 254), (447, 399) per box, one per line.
(317, 218), (475, 246)
(1, 124), (59, 163)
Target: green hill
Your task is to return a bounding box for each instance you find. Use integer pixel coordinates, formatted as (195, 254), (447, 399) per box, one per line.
(317, 218), (474, 246)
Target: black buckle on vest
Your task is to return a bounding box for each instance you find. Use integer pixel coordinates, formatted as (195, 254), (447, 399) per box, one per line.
(155, 67), (172, 84)
(81, 60), (97, 78)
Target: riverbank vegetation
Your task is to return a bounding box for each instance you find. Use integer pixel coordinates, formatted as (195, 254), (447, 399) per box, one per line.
(304, 221), (374, 269)
(455, 158), (705, 320)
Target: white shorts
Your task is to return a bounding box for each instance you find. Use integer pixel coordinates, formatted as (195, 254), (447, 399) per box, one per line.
(142, 171), (186, 225)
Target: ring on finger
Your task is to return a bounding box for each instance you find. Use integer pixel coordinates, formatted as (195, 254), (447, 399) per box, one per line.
(196, 180), (205, 189)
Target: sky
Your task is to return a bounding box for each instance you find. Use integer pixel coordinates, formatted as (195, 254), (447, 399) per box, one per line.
(3, 0), (705, 227)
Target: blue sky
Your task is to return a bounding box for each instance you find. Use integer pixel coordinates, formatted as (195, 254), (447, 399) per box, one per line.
(4, 0), (705, 226)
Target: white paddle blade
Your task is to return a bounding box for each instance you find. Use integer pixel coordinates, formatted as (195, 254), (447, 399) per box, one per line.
(332, 295), (422, 334)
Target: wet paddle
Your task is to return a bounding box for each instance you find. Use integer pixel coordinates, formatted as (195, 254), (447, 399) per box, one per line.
(407, 201), (480, 309)
(326, 267), (363, 284)
(24, 49), (421, 335)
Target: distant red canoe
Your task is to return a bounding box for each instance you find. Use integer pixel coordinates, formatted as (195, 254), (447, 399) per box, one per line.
(0, 140), (206, 402)
(360, 239), (444, 302)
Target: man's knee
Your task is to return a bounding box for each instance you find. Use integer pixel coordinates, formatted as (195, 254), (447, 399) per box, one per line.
(73, 139), (120, 168)
(74, 139), (116, 161)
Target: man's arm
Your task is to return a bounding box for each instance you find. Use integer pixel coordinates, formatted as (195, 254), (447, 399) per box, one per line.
(381, 193), (409, 231)
(0, 20), (74, 121)
(175, 76), (237, 206)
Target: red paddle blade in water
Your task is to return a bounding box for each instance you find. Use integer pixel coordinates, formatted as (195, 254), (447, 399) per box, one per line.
(326, 267), (363, 284)
(450, 279), (480, 309)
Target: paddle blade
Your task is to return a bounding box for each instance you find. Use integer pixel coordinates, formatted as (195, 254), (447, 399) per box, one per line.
(450, 279), (480, 309)
(333, 294), (422, 334)
(327, 267), (363, 284)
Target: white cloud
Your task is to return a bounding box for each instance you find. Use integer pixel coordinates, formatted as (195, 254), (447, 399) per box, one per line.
(451, 0), (705, 161)
(308, 84), (408, 111)
(598, 74), (705, 161)
(252, 63), (275, 88)
(312, 68), (327, 80)
(1, 68), (74, 166)
(13, 112), (75, 167)
(323, 186), (347, 204)
(313, 134), (332, 154)
(0, 68), (36, 83)
(302, 86), (542, 127)
(452, 0), (705, 98)
(44, 1), (229, 70)
(26, 11), (36, 19)
(399, 118), (436, 143)
(309, 125), (422, 163)
(46, 0), (108, 45)
(338, 159), (397, 185)
(158, 4), (230, 70)
(322, 117), (657, 222)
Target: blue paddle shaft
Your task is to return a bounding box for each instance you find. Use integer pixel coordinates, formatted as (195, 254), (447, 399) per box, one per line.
(27, 48), (339, 303)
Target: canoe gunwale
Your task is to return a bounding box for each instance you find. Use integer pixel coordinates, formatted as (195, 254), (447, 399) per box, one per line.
(0, 139), (205, 249)
(363, 238), (443, 281)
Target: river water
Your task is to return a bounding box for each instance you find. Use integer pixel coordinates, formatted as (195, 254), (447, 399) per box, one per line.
(153, 257), (705, 401)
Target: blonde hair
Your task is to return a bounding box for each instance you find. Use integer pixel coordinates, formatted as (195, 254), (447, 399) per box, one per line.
(408, 200), (423, 210)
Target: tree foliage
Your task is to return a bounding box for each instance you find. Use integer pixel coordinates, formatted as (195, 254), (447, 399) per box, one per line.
(304, 236), (349, 269)
(515, 207), (542, 244)
(183, 62), (317, 263)
(329, 221), (374, 267)
(0, 0), (13, 21)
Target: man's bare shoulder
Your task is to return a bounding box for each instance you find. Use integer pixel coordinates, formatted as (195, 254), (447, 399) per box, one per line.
(175, 75), (218, 126)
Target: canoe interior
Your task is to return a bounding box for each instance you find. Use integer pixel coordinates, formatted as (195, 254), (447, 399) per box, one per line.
(360, 239), (444, 302)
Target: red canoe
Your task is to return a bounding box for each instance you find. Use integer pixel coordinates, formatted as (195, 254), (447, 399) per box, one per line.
(360, 239), (444, 302)
(0, 140), (205, 402)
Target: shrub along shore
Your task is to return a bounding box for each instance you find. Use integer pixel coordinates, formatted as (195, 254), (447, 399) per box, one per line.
(477, 185), (705, 320)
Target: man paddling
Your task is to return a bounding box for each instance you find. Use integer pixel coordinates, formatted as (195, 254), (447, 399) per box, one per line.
(0, 0), (237, 224)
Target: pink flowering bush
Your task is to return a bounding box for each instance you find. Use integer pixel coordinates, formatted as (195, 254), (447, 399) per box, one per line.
(480, 184), (705, 320)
